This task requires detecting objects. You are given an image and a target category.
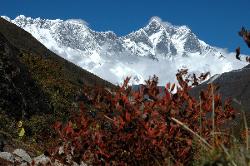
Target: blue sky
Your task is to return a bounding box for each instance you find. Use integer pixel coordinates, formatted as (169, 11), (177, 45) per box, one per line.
(1, 0), (250, 54)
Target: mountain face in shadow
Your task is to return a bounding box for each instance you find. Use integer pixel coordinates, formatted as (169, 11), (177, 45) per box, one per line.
(0, 17), (114, 120)
(192, 65), (250, 110)
(0, 32), (51, 119)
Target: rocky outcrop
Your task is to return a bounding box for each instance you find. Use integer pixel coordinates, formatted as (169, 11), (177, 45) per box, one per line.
(0, 148), (88, 166)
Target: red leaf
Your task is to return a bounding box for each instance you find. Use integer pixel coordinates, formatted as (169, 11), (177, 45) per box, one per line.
(65, 121), (74, 135)
(125, 111), (131, 121)
(54, 122), (62, 130)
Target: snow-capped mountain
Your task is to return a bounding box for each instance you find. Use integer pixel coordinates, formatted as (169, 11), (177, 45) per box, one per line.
(1, 15), (247, 85)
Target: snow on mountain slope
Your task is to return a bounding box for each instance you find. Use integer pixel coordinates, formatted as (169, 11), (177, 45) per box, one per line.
(1, 15), (248, 85)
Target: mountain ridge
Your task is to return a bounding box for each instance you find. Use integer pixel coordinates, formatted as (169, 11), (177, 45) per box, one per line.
(1, 15), (248, 85)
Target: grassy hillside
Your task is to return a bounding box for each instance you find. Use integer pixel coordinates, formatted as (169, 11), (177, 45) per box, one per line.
(0, 18), (115, 154)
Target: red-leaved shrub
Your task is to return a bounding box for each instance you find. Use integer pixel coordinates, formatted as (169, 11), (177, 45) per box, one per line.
(53, 70), (235, 165)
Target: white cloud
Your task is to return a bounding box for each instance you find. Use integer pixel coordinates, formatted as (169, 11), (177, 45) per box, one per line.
(65, 19), (89, 26)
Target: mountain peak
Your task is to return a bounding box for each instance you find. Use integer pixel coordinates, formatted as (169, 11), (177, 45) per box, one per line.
(1, 15), (247, 85)
(148, 17), (174, 29)
(149, 17), (162, 25)
(15, 15), (26, 19)
(14, 15), (34, 22)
